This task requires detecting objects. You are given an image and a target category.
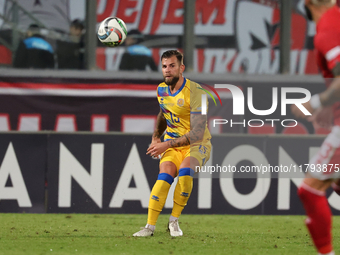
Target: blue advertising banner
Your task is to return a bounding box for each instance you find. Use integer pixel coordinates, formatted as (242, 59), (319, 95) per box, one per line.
(1, 132), (339, 215)
(0, 133), (46, 213)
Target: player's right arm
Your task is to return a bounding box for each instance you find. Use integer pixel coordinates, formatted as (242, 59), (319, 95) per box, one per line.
(311, 31), (340, 108)
(151, 107), (167, 144)
(292, 31), (340, 118)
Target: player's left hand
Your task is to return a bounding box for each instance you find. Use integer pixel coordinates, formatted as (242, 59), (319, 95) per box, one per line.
(291, 101), (314, 119)
(146, 142), (170, 158)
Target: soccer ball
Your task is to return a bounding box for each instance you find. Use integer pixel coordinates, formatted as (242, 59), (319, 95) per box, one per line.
(97, 17), (127, 47)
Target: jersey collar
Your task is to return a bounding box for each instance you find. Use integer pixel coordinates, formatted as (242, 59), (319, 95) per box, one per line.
(168, 77), (186, 97)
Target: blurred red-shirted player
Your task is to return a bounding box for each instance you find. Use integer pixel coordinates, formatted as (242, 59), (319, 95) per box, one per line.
(292, 0), (340, 254)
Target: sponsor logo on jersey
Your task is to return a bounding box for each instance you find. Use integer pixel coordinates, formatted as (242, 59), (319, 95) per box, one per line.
(163, 103), (174, 107)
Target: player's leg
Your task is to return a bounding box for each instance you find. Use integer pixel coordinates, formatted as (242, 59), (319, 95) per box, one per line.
(147, 161), (177, 228)
(168, 156), (197, 237)
(169, 144), (210, 236)
(324, 126), (340, 197)
(133, 149), (180, 237)
(298, 176), (333, 255)
(298, 127), (340, 254)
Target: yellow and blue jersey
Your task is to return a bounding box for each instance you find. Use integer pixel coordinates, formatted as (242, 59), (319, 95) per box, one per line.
(157, 77), (211, 147)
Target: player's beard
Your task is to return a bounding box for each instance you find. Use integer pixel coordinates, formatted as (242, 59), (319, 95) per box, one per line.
(164, 75), (179, 86)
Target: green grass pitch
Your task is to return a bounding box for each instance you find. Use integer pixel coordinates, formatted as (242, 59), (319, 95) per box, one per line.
(0, 214), (339, 255)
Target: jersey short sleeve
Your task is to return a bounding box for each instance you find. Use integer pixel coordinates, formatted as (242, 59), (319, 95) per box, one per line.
(315, 31), (340, 72)
(190, 83), (206, 114)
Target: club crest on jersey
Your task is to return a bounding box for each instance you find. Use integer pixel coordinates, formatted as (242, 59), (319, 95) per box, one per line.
(177, 98), (184, 107)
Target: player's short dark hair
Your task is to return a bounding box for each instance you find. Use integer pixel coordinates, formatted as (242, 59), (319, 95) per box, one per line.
(71, 19), (84, 30)
(161, 50), (183, 65)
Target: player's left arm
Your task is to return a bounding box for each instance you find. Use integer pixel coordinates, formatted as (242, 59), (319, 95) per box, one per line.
(304, 71), (340, 115)
(146, 114), (207, 157)
(292, 32), (340, 118)
(168, 114), (206, 147)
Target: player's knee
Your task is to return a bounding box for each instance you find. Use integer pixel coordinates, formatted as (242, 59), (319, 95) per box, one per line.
(149, 173), (174, 211)
(159, 161), (178, 177)
(178, 168), (194, 178)
(332, 182), (340, 196)
(157, 173), (174, 185)
(150, 173), (174, 198)
(178, 168), (194, 194)
(297, 186), (305, 201)
(297, 183), (316, 204)
(297, 184), (315, 203)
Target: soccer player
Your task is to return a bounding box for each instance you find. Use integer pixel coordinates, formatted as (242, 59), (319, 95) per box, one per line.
(291, 0), (340, 254)
(133, 50), (211, 237)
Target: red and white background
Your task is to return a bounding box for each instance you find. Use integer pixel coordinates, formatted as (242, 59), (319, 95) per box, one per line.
(0, 75), (328, 135)
(96, 0), (320, 74)
(0, 79), (235, 134)
(1, 0), (340, 73)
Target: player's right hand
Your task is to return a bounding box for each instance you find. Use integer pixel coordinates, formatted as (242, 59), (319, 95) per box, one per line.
(151, 138), (162, 145)
(148, 139), (162, 159)
(146, 142), (169, 158)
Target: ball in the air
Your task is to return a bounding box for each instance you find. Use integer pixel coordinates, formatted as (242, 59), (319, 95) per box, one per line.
(97, 17), (127, 47)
